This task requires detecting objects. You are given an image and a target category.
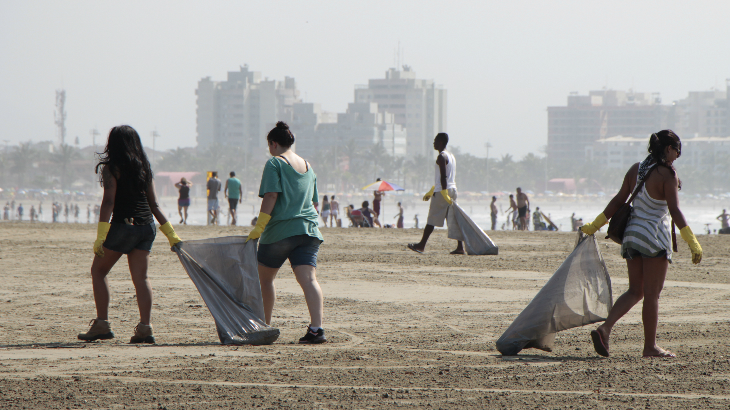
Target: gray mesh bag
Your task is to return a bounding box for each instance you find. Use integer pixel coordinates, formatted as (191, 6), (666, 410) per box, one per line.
(174, 236), (279, 345)
(496, 233), (612, 355)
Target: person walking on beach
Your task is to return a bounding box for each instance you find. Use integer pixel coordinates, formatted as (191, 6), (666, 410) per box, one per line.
(516, 187), (530, 231)
(207, 172), (221, 225)
(4, 202), (10, 220)
(78, 125), (182, 344)
(87, 204), (91, 223)
(508, 194), (518, 229)
(407, 133), (464, 254)
(582, 130), (702, 358)
(225, 171), (242, 226)
(175, 177), (192, 224)
(329, 195), (339, 227)
(490, 196), (498, 230)
(394, 201), (404, 228)
(17, 203), (23, 221)
(320, 195), (330, 227)
(30, 205), (36, 223)
(248, 121), (326, 344)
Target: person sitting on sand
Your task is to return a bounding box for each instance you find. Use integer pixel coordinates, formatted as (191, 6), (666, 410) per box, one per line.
(582, 130), (702, 358)
(247, 121), (326, 344)
(359, 201), (376, 228)
(79, 125), (182, 344)
(407, 133), (464, 254)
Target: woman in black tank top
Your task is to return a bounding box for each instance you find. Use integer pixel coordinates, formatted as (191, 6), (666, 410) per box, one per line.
(175, 177), (192, 224)
(78, 125), (183, 345)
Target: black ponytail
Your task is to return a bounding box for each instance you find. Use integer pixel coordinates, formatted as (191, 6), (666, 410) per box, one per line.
(267, 121), (295, 147)
(647, 129), (682, 189)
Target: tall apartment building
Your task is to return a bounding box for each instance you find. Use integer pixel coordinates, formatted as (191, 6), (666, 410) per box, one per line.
(548, 80), (730, 167)
(291, 102), (406, 159)
(196, 65), (300, 149)
(547, 89), (671, 165)
(354, 66), (447, 157)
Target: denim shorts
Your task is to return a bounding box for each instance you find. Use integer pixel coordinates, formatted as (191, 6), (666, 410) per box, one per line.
(257, 234), (322, 269)
(103, 223), (156, 254)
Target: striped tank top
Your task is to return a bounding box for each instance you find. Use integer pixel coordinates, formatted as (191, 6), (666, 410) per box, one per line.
(621, 166), (672, 261)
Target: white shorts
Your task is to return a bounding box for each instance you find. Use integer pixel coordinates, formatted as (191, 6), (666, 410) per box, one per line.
(426, 188), (457, 227)
(331, 210), (339, 218)
(321, 210), (330, 219)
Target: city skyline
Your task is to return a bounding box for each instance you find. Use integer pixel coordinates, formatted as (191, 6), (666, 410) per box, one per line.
(2, 1), (730, 159)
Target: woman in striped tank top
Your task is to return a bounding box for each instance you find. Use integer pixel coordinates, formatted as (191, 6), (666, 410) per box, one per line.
(580, 130), (702, 358)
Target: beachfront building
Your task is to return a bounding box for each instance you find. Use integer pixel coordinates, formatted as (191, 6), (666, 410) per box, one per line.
(588, 135), (730, 170)
(548, 80), (730, 167)
(547, 89), (671, 166)
(290, 102), (407, 159)
(195, 65), (300, 150)
(353, 66), (447, 157)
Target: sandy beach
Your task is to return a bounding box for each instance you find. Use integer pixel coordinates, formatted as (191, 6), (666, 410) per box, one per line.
(1, 222), (729, 409)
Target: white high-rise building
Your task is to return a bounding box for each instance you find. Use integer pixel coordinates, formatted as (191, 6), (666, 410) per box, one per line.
(196, 65), (300, 150)
(354, 66), (447, 157)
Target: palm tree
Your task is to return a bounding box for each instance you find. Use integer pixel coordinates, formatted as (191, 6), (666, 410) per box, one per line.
(11, 143), (36, 188)
(52, 144), (81, 190)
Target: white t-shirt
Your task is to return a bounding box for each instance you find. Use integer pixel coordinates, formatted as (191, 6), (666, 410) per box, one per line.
(434, 150), (457, 191)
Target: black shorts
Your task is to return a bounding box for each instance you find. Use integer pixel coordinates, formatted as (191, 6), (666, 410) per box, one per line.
(228, 198), (238, 210)
(103, 223), (156, 254)
(518, 206), (527, 218)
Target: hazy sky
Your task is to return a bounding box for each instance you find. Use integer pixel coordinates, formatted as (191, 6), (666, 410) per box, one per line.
(1, 1), (729, 159)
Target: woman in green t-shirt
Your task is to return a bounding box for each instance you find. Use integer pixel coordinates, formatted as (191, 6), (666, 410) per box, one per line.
(246, 121), (326, 344)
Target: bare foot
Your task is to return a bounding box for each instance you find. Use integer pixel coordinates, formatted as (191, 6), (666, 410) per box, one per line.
(642, 346), (676, 358)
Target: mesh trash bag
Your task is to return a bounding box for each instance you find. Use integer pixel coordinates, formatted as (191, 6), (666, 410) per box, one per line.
(446, 203), (499, 255)
(496, 233), (612, 355)
(174, 236), (280, 345)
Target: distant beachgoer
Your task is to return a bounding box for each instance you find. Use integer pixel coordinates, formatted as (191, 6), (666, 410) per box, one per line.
(516, 187), (530, 231)
(17, 204), (23, 221)
(508, 194), (518, 230)
(570, 213), (577, 231)
(717, 209), (729, 230)
(329, 195), (339, 227)
(490, 196), (498, 230)
(30, 205), (36, 223)
(175, 177), (192, 224)
(320, 195), (330, 227)
(207, 172), (221, 225)
(3, 203), (9, 220)
(413, 214), (419, 229)
(64, 203), (69, 223)
(74, 204), (80, 222)
(359, 201), (376, 227)
(87, 204), (91, 223)
(248, 121), (326, 344)
(394, 201), (404, 228)
(407, 133), (464, 255)
(225, 171), (242, 226)
(582, 130), (701, 359)
(78, 125), (182, 345)
(373, 178), (385, 226)
(38, 202), (43, 219)
(532, 206), (545, 230)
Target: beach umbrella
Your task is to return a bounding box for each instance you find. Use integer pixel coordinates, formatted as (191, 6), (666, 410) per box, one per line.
(361, 180), (405, 222)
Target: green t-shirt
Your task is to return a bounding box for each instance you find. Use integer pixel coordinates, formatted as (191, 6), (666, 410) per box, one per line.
(258, 157), (323, 245)
(227, 177), (241, 199)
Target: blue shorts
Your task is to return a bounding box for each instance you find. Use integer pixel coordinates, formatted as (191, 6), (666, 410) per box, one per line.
(257, 234), (322, 269)
(103, 223), (156, 254)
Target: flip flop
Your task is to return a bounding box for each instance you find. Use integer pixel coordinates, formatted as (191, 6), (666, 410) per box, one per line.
(642, 351), (676, 358)
(407, 243), (423, 254)
(590, 330), (609, 357)
(450, 250), (465, 255)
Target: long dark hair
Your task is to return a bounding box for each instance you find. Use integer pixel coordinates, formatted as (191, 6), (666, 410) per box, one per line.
(647, 129), (682, 189)
(95, 125), (153, 192)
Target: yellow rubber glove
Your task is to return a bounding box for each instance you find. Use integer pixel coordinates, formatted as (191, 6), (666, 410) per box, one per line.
(246, 212), (271, 243)
(580, 213), (608, 235)
(159, 221), (182, 247)
(93, 222), (111, 258)
(439, 189), (453, 205)
(422, 186), (435, 201)
(680, 226), (702, 264)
